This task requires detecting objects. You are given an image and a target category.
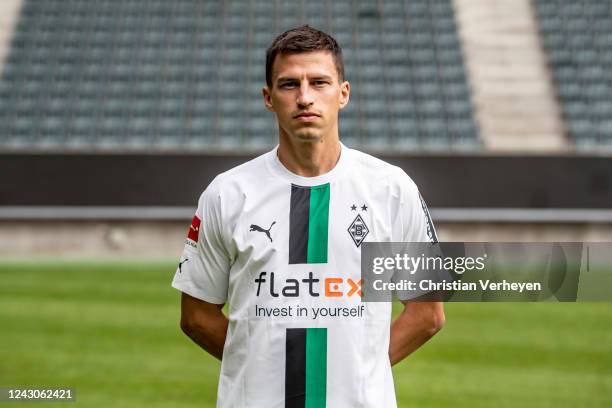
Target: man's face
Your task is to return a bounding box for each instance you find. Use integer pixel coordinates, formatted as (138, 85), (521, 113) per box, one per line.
(263, 51), (350, 143)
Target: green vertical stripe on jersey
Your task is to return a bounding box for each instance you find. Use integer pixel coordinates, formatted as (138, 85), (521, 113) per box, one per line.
(306, 183), (330, 264)
(305, 328), (327, 408)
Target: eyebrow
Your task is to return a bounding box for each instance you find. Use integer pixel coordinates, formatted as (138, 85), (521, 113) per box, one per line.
(276, 75), (334, 83)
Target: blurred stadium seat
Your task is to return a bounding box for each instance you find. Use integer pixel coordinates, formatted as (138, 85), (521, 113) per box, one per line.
(0, 0), (479, 152)
(534, 0), (612, 148)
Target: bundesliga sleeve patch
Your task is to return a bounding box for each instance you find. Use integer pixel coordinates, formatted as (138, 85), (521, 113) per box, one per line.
(186, 214), (201, 248)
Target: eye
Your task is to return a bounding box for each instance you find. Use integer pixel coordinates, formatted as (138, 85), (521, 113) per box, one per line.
(313, 80), (329, 86)
(280, 82), (298, 89)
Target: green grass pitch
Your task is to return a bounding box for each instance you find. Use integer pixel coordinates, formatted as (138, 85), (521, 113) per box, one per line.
(0, 260), (610, 407)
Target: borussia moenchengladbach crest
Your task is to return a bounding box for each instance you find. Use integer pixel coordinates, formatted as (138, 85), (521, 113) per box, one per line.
(348, 214), (369, 247)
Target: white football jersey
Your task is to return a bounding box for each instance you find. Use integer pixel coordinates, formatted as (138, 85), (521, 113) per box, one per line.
(172, 143), (437, 408)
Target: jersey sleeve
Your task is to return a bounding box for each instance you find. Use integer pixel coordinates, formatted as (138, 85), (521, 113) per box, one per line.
(399, 172), (438, 244)
(395, 170), (445, 301)
(171, 180), (231, 304)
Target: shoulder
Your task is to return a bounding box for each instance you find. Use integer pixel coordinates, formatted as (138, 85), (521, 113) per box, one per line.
(201, 152), (270, 200)
(346, 147), (420, 198)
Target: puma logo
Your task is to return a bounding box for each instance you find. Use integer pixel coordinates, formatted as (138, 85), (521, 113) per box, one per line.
(250, 221), (276, 243)
(178, 258), (189, 273)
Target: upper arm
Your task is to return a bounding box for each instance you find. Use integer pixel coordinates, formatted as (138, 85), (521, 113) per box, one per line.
(180, 291), (225, 330)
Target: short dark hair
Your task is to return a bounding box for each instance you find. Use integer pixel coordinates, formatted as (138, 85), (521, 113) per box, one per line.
(265, 25), (345, 88)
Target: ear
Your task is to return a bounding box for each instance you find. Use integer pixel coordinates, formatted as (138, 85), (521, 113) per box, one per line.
(339, 80), (350, 110)
(262, 86), (275, 112)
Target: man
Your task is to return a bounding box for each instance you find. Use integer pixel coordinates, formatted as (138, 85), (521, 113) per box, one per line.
(172, 25), (444, 408)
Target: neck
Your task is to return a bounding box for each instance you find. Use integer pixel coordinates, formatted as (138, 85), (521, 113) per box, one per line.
(277, 130), (341, 177)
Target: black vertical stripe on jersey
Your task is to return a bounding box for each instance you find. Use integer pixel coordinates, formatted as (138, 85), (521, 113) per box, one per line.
(289, 185), (310, 264)
(285, 328), (307, 408)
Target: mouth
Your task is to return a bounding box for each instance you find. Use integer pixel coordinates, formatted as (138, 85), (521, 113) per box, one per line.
(294, 112), (321, 122)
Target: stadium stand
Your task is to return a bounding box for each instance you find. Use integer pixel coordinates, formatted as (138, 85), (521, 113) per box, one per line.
(534, 0), (612, 149)
(2, 0), (612, 257)
(453, 0), (568, 152)
(0, 0), (479, 152)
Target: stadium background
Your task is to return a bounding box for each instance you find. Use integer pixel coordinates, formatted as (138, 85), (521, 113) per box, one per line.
(0, 0), (610, 406)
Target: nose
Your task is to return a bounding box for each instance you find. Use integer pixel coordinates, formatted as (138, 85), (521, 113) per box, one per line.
(296, 82), (314, 108)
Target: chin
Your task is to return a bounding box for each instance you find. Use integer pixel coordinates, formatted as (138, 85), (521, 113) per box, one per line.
(293, 129), (323, 142)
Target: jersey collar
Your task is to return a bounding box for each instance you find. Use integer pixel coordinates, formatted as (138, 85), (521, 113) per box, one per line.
(265, 142), (350, 186)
